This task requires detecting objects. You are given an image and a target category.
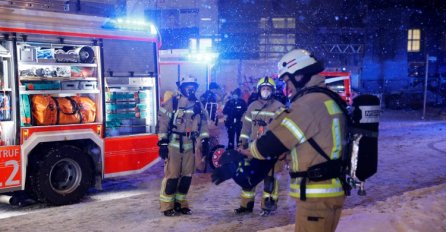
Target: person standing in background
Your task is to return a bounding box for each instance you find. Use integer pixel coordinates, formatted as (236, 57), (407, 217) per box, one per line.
(235, 76), (285, 216)
(223, 88), (247, 150)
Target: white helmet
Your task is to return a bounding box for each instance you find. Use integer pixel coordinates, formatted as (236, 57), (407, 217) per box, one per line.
(177, 75), (198, 89)
(277, 49), (323, 79)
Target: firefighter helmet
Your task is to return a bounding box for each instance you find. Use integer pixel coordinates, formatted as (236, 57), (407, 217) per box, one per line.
(257, 76), (275, 100)
(256, 76), (276, 90)
(211, 149), (277, 189)
(209, 82), (220, 90)
(232, 88), (242, 97)
(177, 75), (199, 89)
(177, 75), (199, 99)
(277, 49), (324, 79)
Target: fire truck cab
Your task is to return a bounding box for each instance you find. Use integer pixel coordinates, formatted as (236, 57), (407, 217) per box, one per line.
(0, 8), (160, 205)
(322, 71), (352, 104)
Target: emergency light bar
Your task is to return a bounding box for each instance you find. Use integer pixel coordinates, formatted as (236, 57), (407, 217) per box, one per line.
(102, 18), (158, 35)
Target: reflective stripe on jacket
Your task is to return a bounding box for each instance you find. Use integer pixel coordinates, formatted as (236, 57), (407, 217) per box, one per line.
(239, 99), (284, 142)
(157, 95), (209, 146)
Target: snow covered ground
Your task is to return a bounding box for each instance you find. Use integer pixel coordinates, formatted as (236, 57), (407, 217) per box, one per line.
(0, 109), (445, 232)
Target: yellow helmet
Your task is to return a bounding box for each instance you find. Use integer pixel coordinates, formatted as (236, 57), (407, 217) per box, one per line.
(256, 76), (276, 91)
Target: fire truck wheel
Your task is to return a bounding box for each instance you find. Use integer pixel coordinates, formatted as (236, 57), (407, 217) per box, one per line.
(29, 145), (93, 205)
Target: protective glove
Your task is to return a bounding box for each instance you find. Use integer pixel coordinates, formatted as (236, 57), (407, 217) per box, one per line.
(201, 138), (210, 157)
(157, 138), (169, 160)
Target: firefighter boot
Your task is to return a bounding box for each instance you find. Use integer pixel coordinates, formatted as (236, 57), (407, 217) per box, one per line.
(234, 201), (254, 214)
(163, 209), (176, 217)
(259, 209), (272, 216)
(180, 207), (192, 215)
(174, 202), (181, 212)
(174, 202), (192, 215)
(260, 197), (277, 217)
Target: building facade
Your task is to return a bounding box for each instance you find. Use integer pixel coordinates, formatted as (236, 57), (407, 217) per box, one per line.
(3, 0), (445, 97)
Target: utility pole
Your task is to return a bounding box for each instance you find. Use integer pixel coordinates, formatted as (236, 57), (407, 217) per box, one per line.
(422, 54), (429, 120)
(422, 54), (438, 120)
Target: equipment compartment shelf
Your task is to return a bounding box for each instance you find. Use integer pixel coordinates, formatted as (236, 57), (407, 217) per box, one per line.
(18, 62), (97, 67)
(20, 77), (97, 81)
(21, 89), (100, 94)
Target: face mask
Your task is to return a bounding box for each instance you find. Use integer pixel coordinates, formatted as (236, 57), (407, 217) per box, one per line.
(260, 89), (271, 99)
(187, 88), (197, 101)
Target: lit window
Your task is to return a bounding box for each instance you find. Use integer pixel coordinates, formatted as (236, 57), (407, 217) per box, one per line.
(189, 38), (198, 50)
(259, 18), (268, 29)
(271, 17), (295, 29)
(259, 33), (295, 59)
(287, 34), (295, 43)
(287, 18), (295, 29)
(199, 38), (212, 51)
(408, 29), (420, 52)
(272, 18), (285, 28)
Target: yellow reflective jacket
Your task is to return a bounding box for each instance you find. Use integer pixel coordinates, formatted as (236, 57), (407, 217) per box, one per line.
(239, 98), (284, 144)
(158, 95), (209, 151)
(250, 75), (346, 199)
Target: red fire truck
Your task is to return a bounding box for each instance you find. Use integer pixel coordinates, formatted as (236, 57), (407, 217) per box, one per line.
(0, 8), (160, 205)
(322, 71), (352, 104)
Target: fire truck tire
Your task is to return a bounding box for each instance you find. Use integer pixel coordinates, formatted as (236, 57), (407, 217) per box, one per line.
(29, 145), (93, 205)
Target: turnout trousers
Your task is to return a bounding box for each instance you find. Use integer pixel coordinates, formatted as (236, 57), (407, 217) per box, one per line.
(295, 196), (345, 232)
(240, 160), (284, 210)
(227, 124), (242, 150)
(159, 147), (195, 211)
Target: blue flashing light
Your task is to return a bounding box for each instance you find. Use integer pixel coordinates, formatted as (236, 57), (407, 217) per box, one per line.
(103, 17), (158, 35)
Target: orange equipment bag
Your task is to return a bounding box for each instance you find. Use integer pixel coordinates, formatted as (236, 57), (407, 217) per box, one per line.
(31, 95), (96, 125)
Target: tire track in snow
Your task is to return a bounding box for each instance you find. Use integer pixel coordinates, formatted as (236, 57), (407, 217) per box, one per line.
(427, 139), (446, 155)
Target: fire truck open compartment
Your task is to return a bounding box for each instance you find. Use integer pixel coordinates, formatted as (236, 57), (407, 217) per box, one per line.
(0, 7), (160, 205)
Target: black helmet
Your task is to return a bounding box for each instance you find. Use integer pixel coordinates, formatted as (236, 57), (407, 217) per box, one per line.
(232, 88), (242, 97)
(211, 149), (277, 189)
(209, 82), (220, 90)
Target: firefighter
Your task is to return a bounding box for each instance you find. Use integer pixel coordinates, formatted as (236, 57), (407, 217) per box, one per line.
(240, 49), (347, 232)
(200, 82), (223, 123)
(235, 76), (285, 216)
(157, 75), (210, 217)
(223, 88), (247, 150)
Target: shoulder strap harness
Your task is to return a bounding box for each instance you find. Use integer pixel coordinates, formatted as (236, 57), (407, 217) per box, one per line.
(289, 86), (352, 200)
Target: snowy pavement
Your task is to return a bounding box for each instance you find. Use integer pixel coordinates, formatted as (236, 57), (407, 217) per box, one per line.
(0, 109), (445, 232)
